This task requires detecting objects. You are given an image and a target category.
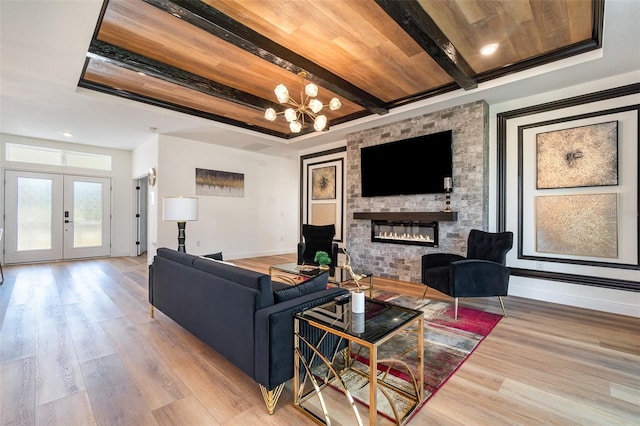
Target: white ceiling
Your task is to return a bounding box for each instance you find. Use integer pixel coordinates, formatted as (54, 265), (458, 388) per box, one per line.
(1, 0), (639, 157)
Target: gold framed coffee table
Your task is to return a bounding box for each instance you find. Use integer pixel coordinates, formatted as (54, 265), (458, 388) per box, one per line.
(293, 297), (424, 425)
(269, 262), (374, 296)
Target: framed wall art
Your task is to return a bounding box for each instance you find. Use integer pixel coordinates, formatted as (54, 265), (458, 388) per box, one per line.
(195, 168), (244, 197)
(496, 83), (640, 291)
(535, 193), (618, 258)
(300, 147), (346, 242)
(311, 165), (336, 200)
(536, 121), (618, 189)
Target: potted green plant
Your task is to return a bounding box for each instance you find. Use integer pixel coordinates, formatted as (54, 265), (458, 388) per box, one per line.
(314, 251), (331, 269)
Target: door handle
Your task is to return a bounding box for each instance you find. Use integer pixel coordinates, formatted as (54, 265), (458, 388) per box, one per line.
(65, 220), (73, 223)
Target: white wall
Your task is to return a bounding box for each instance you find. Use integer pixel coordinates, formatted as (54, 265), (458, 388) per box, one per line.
(154, 135), (299, 260)
(489, 72), (640, 318)
(0, 133), (132, 257)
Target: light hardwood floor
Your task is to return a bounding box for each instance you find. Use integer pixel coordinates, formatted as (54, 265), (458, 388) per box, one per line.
(1, 254), (638, 425)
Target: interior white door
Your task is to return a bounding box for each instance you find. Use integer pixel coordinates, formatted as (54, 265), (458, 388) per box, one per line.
(136, 178), (148, 256)
(4, 171), (111, 263)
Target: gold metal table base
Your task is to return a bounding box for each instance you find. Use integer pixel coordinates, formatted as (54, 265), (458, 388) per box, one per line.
(294, 315), (424, 425)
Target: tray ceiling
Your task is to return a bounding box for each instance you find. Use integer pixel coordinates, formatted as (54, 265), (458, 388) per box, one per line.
(79, 0), (603, 139)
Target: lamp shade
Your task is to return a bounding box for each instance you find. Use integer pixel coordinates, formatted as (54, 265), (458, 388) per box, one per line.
(163, 197), (198, 221)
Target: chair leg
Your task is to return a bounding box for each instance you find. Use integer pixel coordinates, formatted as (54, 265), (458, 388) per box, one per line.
(259, 383), (285, 415)
(454, 298), (459, 320)
(498, 296), (507, 318)
(421, 286), (429, 300)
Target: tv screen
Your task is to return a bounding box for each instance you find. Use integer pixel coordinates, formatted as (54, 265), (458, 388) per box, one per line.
(360, 130), (452, 197)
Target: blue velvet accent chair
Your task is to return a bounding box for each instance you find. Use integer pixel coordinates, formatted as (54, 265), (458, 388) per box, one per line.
(297, 224), (339, 267)
(421, 229), (513, 319)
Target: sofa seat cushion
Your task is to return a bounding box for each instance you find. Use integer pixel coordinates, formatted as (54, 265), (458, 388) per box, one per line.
(273, 272), (329, 303)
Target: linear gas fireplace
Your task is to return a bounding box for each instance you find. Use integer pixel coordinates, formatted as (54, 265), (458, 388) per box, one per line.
(371, 221), (438, 247)
(353, 211), (458, 248)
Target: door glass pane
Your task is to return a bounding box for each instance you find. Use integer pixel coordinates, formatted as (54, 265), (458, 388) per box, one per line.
(73, 181), (102, 248)
(17, 177), (52, 251)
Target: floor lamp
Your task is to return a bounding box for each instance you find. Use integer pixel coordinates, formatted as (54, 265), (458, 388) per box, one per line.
(163, 196), (198, 253)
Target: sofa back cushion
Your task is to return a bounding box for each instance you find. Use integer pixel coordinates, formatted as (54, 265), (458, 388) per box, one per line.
(193, 257), (274, 308)
(157, 247), (199, 266)
(273, 272), (329, 303)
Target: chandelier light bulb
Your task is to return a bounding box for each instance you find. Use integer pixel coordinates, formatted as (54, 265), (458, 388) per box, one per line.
(329, 97), (342, 111)
(264, 108), (277, 121)
(308, 98), (323, 114)
(305, 83), (318, 97)
(284, 108), (297, 122)
(274, 84), (289, 103)
(289, 121), (302, 133)
(313, 115), (327, 131)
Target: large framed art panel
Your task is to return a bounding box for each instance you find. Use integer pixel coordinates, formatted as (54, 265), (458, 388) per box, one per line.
(300, 147), (346, 243)
(497, 83), (640, 291)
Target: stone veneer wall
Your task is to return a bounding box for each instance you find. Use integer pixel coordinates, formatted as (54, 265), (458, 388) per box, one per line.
(346, 100), (489, 283)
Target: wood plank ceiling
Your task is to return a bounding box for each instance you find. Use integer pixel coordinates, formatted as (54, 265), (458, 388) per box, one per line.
(79, 0), (603, 139)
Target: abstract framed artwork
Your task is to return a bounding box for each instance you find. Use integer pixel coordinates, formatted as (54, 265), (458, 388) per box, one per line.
(536, 121), (618, 189)
(311, 203), (337, 226)
(300, 148), (346, 242)
(195, 168), (244, 197)
(496, 84), (639, 291)
(535, 193), (618, 258)
(311, 165), (336, 200)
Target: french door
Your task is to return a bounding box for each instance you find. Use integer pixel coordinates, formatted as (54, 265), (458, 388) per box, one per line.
(4, 171), (111, 263)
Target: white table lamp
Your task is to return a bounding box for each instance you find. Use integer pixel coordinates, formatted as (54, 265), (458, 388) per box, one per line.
(163, 196), (198, 252)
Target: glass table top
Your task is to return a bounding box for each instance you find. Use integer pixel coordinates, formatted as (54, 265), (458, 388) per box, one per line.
(271, 262), (371, 284)
(295, 297), (422, 344)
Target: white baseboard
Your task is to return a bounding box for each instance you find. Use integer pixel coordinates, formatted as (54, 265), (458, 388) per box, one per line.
(224, 248), (296, 260)
(509, 276), (640, 318)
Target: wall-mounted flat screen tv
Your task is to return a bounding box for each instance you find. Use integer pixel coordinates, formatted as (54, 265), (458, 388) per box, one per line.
(360, 130), (453, 197)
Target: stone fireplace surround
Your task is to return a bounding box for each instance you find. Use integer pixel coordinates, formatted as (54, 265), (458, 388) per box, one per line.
(345, 100), (489, 283)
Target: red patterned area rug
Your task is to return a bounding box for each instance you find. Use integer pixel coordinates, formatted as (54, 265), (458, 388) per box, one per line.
(348, 290), (503, 422)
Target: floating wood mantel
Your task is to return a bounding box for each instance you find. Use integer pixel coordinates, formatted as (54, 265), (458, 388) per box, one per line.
(353, 211), (458, 222)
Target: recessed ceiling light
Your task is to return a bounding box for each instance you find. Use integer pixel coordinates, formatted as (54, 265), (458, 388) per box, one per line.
(480, 43), (499, 56)
(61, 131), (73, 137)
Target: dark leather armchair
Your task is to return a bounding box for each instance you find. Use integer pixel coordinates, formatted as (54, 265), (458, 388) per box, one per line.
(421, 229), (513, 319)
(297, 224), (339, 267)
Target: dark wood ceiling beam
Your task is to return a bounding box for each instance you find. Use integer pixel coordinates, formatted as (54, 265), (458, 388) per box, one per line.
(142, 0), (389, 115)
(87, 39), (279, 112)
(78, 79), (301, 139)
(376, 0), (478, 91)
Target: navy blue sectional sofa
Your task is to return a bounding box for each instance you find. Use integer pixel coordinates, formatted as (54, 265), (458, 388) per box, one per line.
(148, 248), (348, 413)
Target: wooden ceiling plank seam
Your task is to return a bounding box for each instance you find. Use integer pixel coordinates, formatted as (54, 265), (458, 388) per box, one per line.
(141, 0), (389, 115)
(375, 0), (478, 91)
(87, 39), (279, 112)
(473, 0), (602, 86)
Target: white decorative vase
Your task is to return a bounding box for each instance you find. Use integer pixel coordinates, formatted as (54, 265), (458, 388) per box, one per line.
(352, 312), (365, 334)
(351, 290), (365, 313)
